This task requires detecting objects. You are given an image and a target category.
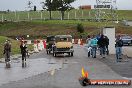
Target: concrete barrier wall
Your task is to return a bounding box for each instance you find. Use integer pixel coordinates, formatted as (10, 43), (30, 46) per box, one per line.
(103, 27), (116, 54)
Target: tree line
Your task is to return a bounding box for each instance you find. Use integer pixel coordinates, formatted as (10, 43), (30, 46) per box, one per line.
(2, 0), (76, 20)
(41, 0), (76, 20)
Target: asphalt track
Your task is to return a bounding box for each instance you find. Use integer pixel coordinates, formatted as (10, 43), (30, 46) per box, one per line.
(0, 45), (132, 88)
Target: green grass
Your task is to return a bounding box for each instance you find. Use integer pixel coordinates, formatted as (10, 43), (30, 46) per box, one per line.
(0, 20), (107, 38)
(118, 10), (132, 20)
(0, 20), (132, 39)
(0, 10), (131, 37)
(0, 36), (20, 58)
(0, 36), (34, 58)
(0, 20), (131, 58)
(0, 9), (131, 58)
(0, 10), (132, 21)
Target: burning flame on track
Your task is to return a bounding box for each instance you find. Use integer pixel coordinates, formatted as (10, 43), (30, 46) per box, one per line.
(82, 67), (88, 78)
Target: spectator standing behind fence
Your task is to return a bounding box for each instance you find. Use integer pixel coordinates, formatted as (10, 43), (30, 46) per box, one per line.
(90, 35), (98, 58)
(20, 41), (27, 62)
(97, 34), (107, 58)
(3, 40), (11, 64)
(115, 35), (123, 62)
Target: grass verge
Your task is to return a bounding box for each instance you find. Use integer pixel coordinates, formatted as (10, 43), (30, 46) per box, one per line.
(0, 36), (20, 58)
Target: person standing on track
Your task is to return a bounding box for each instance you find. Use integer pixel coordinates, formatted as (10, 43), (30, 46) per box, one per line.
(97, 34), (107, 58)
(90, 35), (98, 58)
(86, 35), (92, 57)
(104, 35), (109, 55)
(20, 41), (27, 62)
(3, 39), (11, 64)
(115, 35), (123, 62)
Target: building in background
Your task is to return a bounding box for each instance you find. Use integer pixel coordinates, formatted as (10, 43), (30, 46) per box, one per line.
(79, 5), (91, 10)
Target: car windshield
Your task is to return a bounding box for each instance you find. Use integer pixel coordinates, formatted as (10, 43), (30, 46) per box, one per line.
(55, 37), (72, 42)
(47, 36), (55, 42)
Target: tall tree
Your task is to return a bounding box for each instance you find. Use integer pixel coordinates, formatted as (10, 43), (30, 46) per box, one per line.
(56, 0), (76, 20)
(27, 1), (33, 11)
(41, 0), (57, 19)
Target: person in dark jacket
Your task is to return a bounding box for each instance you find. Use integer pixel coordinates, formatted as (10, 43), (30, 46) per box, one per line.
(20, 41), (27, 62)
(97, 34), (107, 58)
(4, 40), (11, 64)
(115, 35), (123, 62)
(104, 36), (109, 55)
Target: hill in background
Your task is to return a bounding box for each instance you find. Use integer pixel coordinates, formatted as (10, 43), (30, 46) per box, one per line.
(0, 20), (132, 39)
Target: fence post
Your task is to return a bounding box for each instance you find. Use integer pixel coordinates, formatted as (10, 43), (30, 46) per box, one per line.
(51, 11), (52, 19)
(15, 11), (17, 21)
(31, 17), (32, 21)
(28, 12), (30, 20)
(17, 14), (19, 21)
(41, 12), (43, 19)
(2, 14), (4, 22)
(75, 10), (76, 19)
(58, 11), (60, 19)
(60, 11), (62, 20)
(68, 12), (69, 20)
(82, 10), (84, 19)
(89, 11), (91, 19)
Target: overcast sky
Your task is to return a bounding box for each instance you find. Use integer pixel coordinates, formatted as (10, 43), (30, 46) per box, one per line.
(0, 0), (132, 11)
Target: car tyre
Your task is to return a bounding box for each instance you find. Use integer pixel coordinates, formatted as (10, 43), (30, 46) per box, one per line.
(47, 51), (49, 54)
(71, 52), (73, 56)
(54, 53), (56, 57)
(53, 51), (54, 56)
(68, 52), (70, 56)
(53, 52), (56, 57)
(49, 51), (51, 54)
